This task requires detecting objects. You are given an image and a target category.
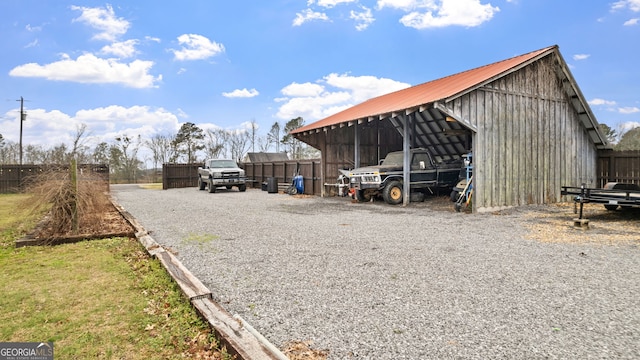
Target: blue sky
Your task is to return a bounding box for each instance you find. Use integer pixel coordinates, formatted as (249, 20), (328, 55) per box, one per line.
(1, 0), (639, 153)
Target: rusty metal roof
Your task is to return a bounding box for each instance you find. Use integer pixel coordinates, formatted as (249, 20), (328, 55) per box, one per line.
(292, 45), (558, 135)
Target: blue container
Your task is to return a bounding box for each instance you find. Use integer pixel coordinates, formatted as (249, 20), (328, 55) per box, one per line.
(294, 175), (304, 194)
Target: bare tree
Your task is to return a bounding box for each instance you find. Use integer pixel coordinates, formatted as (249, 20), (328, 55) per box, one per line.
(203, 129), (227, 159)
(93, 142), (110, 165)
(146, 133), (173, 169)
(257, 137), (270, 152)
(70, 123), (91, 161)
(228, 130), (250, 162)
(24, 144), (47, 164)
(0, 140), (18, 164)
(248, 120), (259, 153)
(113, 135), (143, 183)
(282, 117), (305, 159)
(268, 122), (281, 152)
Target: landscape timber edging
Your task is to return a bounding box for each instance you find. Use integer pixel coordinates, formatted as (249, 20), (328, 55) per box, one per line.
(110, 195), (285, 360)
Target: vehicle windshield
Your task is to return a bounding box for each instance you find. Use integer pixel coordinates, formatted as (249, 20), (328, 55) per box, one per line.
(209, 160), (238, 168)
(381, 152), (403, 166)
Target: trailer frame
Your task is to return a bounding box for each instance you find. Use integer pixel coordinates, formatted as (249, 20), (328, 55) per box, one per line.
(561, 183), (640, 220)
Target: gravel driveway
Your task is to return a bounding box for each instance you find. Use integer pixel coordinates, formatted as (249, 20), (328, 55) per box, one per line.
(111, 185), (639, 359)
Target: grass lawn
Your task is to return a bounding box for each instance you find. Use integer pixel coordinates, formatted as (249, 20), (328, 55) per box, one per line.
(0, 193), (230, 359)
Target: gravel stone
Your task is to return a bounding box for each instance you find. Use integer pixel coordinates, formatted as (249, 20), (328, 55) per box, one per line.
(112, 185), (640, 359)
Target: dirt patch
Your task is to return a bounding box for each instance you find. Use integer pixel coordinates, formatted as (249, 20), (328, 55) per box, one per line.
(28, 202), (135, 241)
(282, 340), (329, 360)
(519, 202), (640, 245)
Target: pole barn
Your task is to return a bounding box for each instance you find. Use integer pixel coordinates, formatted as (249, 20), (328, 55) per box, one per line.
(291, 45), (609, 212)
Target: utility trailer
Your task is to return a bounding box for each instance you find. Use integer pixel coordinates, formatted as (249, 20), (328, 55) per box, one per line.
(561, 182), (640, 220)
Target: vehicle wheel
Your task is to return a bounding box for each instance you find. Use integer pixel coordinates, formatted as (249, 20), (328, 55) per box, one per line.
(604, 204), (618, 211)
(355, 189), (372, 202)
(382, 181), (403, 205)
(286, 185), (297, 195)
(238, 184), (247, 192)
(198, 177), (206, 191)
(450, 190), (459, 202)
(226, 185), (233, 190)
(208, 179), (216, 193)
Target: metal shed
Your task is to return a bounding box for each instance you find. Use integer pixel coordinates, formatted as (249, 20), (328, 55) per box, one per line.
(291, 45), (609, 212)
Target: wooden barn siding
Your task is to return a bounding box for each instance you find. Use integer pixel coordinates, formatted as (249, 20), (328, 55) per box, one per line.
(317, 120), (402, 190)
(449, 56), (597, 211)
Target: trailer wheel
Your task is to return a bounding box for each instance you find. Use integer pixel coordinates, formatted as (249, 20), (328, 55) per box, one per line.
(238, 184), (247, 192)
(604, 204), (618, 211)
(383, 181), (403, 205)
(450, 190), (459, 202)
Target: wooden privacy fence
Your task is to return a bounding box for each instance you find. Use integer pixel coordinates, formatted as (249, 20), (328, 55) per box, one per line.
(243, 159), (322, 195)
(0, 164), (109, 193)
(162, 163), (200, 190)
(597, 150), (640, 187)
(163, 159), (323, 195)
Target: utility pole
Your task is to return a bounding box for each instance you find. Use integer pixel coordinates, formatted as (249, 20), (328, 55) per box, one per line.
(17, 96), (27, 166)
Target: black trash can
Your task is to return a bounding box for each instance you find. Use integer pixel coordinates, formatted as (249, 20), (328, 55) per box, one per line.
(267, 177), (278, 193)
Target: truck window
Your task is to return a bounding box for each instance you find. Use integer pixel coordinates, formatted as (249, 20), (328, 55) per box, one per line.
(412, 153), (431, 169)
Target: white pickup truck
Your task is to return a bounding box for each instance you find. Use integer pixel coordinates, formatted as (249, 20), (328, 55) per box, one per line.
(197, 159), (247, 193)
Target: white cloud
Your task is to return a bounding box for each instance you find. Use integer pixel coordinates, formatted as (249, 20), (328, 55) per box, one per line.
(376, 0), (419, 11)
(26, 24), (44, 32)
(351, 6), (376, 30)
(71, 4), (130, 42)
(399, 0), (500, 29)
(145, 36), (161, 43)
(611, 0), (640, 12)
(573, 54), (590, 61)
(9, 53), (161, 88)
(276, 73), (411, 121)
(317, 0), (357, 8)
(624, 18), (639, 25)
(618, 106), (640, 114)
(171, 34), (225, 61)
(1, 105), (180, 152)
(293, 9), (330, 26)
(222, 88), (260, 98)
(101, 39), (139, 58)
(589, 98), (617, 106)
(618, 121), (640, 134)
(24, 39), (39, 48)
(281, 82), (325, 97)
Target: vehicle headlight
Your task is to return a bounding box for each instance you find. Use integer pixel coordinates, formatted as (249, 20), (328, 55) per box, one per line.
(213, 172), (222, 178)
(351, 177), (357, 183)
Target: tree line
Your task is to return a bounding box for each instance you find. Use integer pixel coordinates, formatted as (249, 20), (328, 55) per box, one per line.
(598, 123), (640, 151)
(0, 117), (319, 183)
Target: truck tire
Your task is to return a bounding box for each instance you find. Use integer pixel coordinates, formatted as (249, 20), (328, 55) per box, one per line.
(604, 204), (618, 211)
(238, 184), (247, 192)
(383, 181), (403, 205)
(208, 179), (216, 193)
(198, 177), (206, 191)
(355, 189), (372, 202)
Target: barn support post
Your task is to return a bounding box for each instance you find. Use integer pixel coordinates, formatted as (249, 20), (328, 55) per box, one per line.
(403, 113), (411, 206)
(354, 121), (361, 168)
